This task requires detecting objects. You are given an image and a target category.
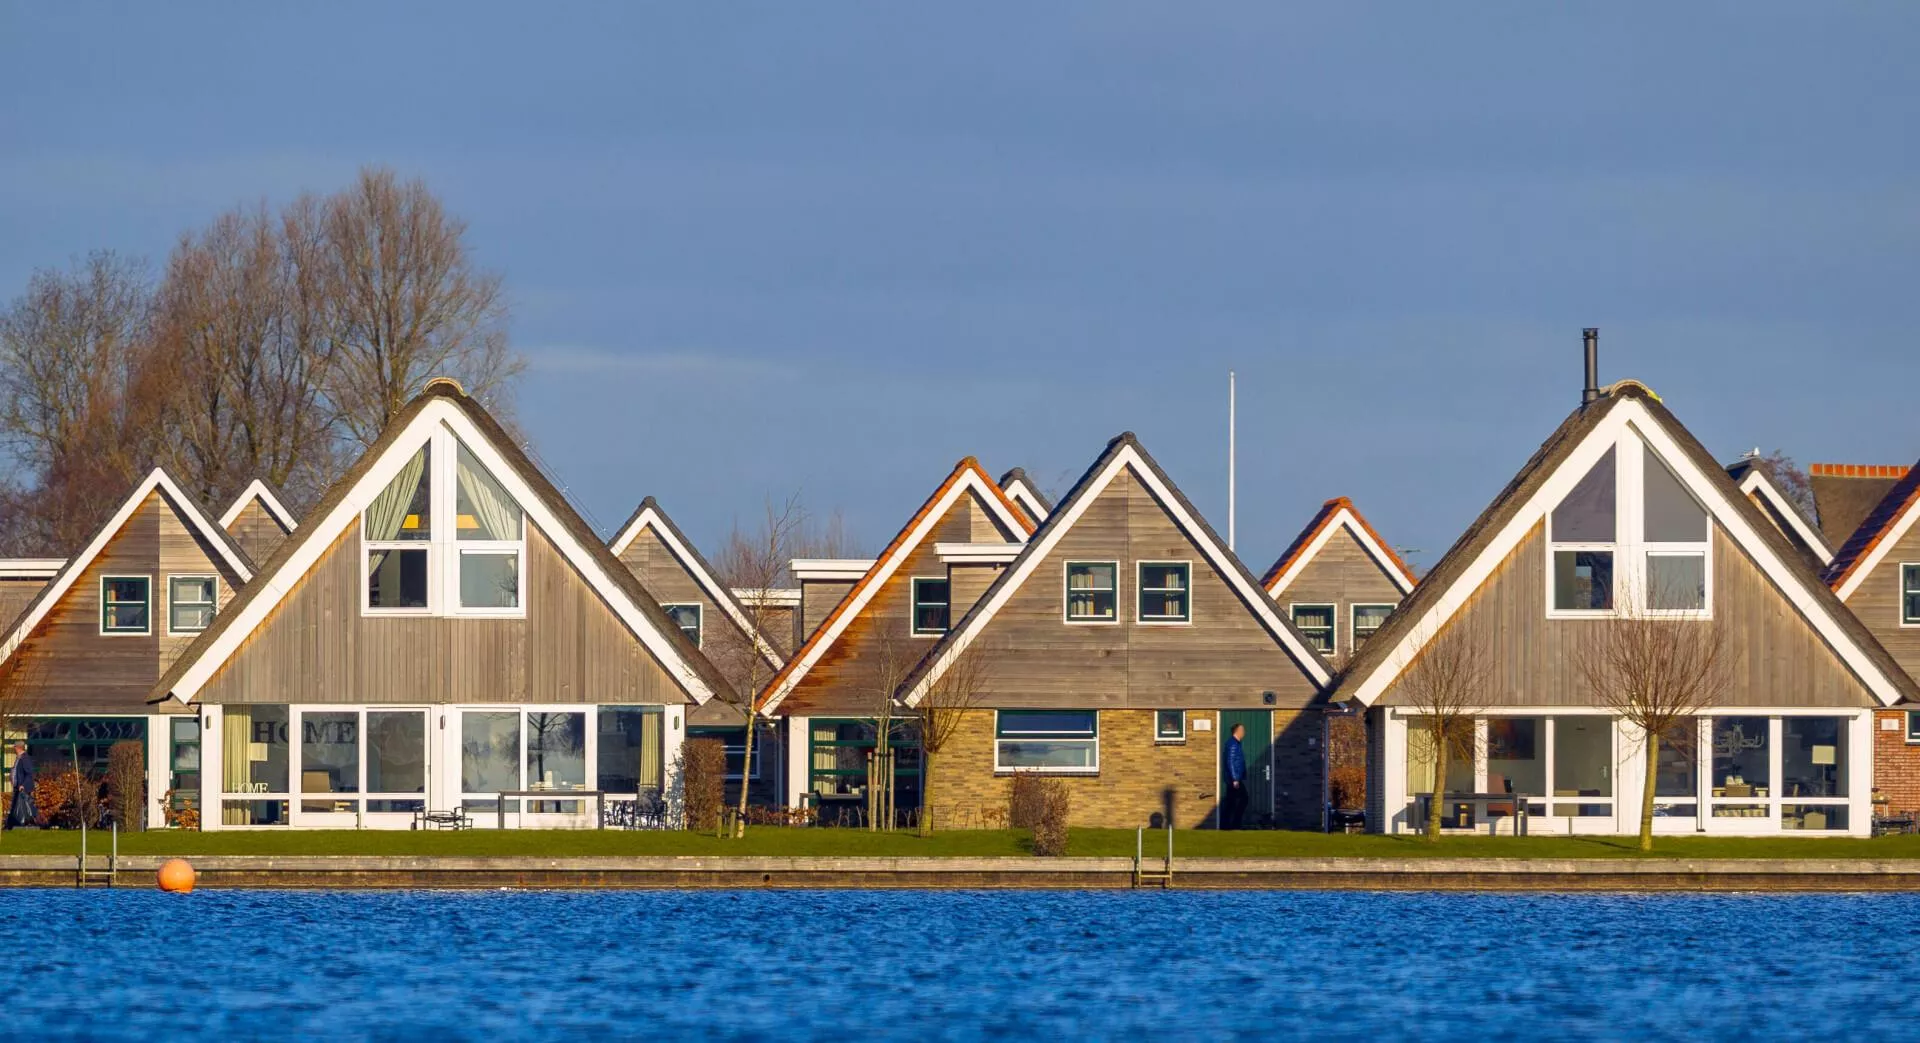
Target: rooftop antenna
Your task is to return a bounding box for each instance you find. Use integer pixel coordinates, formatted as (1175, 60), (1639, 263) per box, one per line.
(1227, 370), (1237, 552)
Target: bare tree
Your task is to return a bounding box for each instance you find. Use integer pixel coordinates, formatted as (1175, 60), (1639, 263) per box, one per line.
(914, 639), (991, 837)
(857, 618), (923, 832)
(1757, 449), (1816, 523)
(716, 504), (862, 589)
(316, 166), (520, 447)
(1569, 580), (1731, 852)
(1395, 616), (1494, 841)
(706, 495), (805, 838)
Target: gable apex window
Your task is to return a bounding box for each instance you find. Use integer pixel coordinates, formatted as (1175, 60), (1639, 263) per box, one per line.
(662, 603), (702, 647)
(1064, 562), (1118, 622)
(1903, 564), (1920, 627)
(1352, 603), (1396, 649)
(1137, 562), (1191, 623)
(1548, 437), (1713, 619)
(1642, 454), (1709, 614)
(100, 576), (151, 635)
(911, 577), (950, 636)
(363, 431), (527, 617)
(1291, 604), (1335, 655)
(1550, 446), (1617, 612)
(168, 575), (218, 634)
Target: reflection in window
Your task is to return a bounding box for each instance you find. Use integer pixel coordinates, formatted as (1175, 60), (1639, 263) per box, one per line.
(1488, 717), (1545, 798)
(1352, 604), (1395, 649)
(169, 576), (217, 633)
(661, 604), (702, 646)
(222, 704), (289, 825)
(1782, 716), (1845, 799)
(1551, 716), (1612, 817)
(367, 711), (426, 797)
(462, 711), (520, 808)
(1647, 552), (1706, 612)
(1653, 719), (1698, 817)
(1711, 716), (1769, 817)
(597, 706), (663, 794)
(300, 711), (360, 812)
(1643, 454), (1707, 542)
(1552, 551), (1614, 611)
(458, 550), (519, 609)
(995, 710), (1098, 772)
(526, 712), (586, 790)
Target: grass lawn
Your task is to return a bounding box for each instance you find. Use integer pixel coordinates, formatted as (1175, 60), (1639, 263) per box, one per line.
(2, 827), (1919, 860)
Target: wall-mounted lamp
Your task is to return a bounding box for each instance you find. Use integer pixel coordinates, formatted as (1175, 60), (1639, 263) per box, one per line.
(1262, 691), (1276, 706)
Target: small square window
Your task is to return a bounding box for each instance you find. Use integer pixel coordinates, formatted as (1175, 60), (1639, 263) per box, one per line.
(1647, 552), (1706, 612)
(1065, 562), (1117, 621)
(168, 575), (217, 633)
(1155, 709), (1186, 742)
(662, 603), (702, 647)
(458, 550), (520, 609)
(1907, 710), (1920, 745)
(1903, 564), (1920, 626)
(101, 576), (151, 634)
(1291, 604), (1334, 654)
(1352, 604), (1395, 649)
(1138, 563), (1191, 623)
(911, 578), (950, 636)
(367, 548), (429, 609)
(1552, 550), (1614, 611)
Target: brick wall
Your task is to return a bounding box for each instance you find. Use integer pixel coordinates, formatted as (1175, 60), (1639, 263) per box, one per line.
(925, 708), (1325, 830)
(1874, 709), (1920, 811)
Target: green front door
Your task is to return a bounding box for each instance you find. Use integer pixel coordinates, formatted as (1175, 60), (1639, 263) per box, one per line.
(1219, 710), (1273, 827)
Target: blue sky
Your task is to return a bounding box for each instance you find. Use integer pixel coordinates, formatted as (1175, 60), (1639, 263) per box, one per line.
(4, 4), (1917, 571)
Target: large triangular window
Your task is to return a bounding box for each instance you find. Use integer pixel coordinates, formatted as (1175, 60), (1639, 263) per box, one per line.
(362, 430), (527, 616)
(1549, 447), (1616, 611)
(1546, 435), (1712, 619)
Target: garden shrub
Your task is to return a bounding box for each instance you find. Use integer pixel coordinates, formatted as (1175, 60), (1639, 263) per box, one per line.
(681, 738), (726, 832)
(1008, 772), (1047, 829)
(1030, 778), (1071, 857)
(33, 768), (103, 829)
(108, 740), (145, 829)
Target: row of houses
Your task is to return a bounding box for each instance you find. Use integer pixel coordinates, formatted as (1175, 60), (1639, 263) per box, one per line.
(2, 342), (1918, 837)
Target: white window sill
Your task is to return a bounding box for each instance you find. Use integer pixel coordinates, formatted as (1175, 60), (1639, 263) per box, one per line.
(1137, 618), (1192, 627)
(1063, 618), (1120, 626)
(994, 768), (1100, 777)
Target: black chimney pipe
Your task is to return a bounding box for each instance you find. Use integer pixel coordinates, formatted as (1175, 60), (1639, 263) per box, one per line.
(1581, 327), (1600, 404)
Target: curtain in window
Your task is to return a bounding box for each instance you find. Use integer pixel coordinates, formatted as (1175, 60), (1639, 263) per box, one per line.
(223, 708), (252, 825)
(366, 448), (428, 541)
(457, 443), (522, 541)
(639, 712), (663, 794)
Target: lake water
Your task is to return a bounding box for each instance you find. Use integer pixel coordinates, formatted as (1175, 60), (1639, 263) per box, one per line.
(7, 889), (1919, 1040)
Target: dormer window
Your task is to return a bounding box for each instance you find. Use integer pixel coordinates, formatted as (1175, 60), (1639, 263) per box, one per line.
(364, 431), (526, 616)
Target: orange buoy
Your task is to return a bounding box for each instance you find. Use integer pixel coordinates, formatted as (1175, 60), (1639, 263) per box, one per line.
(157, 858), (196, 894)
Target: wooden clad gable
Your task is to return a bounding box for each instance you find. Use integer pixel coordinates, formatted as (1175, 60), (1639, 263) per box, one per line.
(1275, 525), (1407, 664)
(614, 521), (783, 692)
(1836, 515), (1920, 682)
(949, 466), (1321, 709)
(194, 520), (689, 705)
(224, 497), (293, 563)
(11, 489), (249, 715)
(1378, 522), (1874, 708)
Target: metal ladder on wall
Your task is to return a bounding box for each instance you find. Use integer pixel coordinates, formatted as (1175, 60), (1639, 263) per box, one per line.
(75, 821), (118, 889)
(1132, 826), (1173, 888)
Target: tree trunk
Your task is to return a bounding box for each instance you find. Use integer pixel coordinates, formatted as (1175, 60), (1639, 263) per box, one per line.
(733, 720), (756, 839)
(919, 749), (935, 837)
(1426, 727), (1448, 842)
(1639, 732), (1660, 853)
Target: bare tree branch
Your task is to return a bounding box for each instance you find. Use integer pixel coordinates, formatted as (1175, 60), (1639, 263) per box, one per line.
(1395, 614), (1494, 841)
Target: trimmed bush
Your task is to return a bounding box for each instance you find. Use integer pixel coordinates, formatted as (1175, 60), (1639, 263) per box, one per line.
(33, 768), (103, 829)
(1030, 778), (1071, 857)
(1008, 772), (1047, 829)
(682, 738), (726, 832)
(108, 740), (145, 829)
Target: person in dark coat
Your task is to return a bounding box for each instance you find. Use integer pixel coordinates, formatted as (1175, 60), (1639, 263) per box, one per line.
(4, 741), (35, 829)
(1222, 723), (1248, 830)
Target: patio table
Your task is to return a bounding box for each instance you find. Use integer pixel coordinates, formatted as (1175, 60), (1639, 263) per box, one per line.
(495, 790), (607, 830)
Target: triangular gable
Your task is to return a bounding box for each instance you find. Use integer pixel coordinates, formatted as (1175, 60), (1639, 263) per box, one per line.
(608, 496), (784, 672)
(1725, 461), (1832, 568)
(761, 458), (1035, 714)
(0, 468), (254, 666)
(1335, 384), (1916, 709)
(152, 381), (730, 705)
(1262, 497), (1418, 598)
(904, 434), (1333, 706)
(1826, 460), (1920, 600)
(998, 467), (1053, 525)
(218, 478), (298, 535)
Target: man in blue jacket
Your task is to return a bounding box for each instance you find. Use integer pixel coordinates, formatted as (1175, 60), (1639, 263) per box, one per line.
(1222, 723), (1248, 830)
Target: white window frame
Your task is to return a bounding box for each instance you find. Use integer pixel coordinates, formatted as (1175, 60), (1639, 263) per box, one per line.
(291, 706), (433, 824)
(910, 576), (950, 637)
(1154, 709), (1187, 744)
(453, 705), (597, 825)
(661, 603), (703, 647)
(1351, 603), (1396, 650)
(1062, 561), (1120, 625)
(1907, 709), (1920, 746)
(99, 574), (153, 636)
(1546, 433), (1712, 621)
(993, 709), (1100, 775)
(1902, 563), (1920, 628)
(1643, 548), (1711, 617)
(166, 574), (219, 636)
(1289, 603), (1336, 656)
(1135, 560), (1192, 625)
(360, 426), (528, 620)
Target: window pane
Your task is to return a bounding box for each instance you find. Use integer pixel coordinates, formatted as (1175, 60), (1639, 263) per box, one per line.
(1156, 710), (1185, 739)
(1711, 716), (1770, 793)
(997, 739), (1097, 770)
(1782, 716), (1845, 799)
(301, 711), (359, 796)
(997, 710), (1098, 737)
(1488, 718), (1545, 796)
(526, 712), (586, 789)
(1138, 564), (1190, 621)
(1909, 711), (1920, 743)
(1905, 565), (1920, 625)
(170, 604), (214, 632)
(1647, 553), (1706, 611)
(368, 549), (429, 608)
(169, 576), (214, 604)
(1782, 805), (1848, 831)
(1066, 563), (1116, 620)
(1552, 550), (1614, 610)
(1403, 717), (1473, 796)
(459, 551), (519, 609)
(597, 706), (663, 793)
(1643, 454), (1708, 542)
(1552, 717), (1612, 798)
(462, 712), (520, 794)
(222, 704), (289, 797)
(365, 445), (431, 541)
(367, 711), (426, 794)
(912, 579), (950, 634)
(1550, 447), (1616, 542)
(662, 604), (701, 645)
(1353, 604), (1394, 633)
(1654, 720), (1698, 799)
(456, 441), (523, 541)
(102, 577), (150, 632)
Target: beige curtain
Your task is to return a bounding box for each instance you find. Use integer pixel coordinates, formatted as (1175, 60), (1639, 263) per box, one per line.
(639, 712), (662, 794)
(222, 708), (252, 825)
(365, 447), (429, 541)
(456, 442), (521, 541)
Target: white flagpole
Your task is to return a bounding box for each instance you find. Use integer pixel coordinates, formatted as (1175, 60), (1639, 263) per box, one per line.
(1228, 370), (1237, 552)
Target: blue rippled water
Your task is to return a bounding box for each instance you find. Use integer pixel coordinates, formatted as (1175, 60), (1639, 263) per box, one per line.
(7, 889), (1920, 1041)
